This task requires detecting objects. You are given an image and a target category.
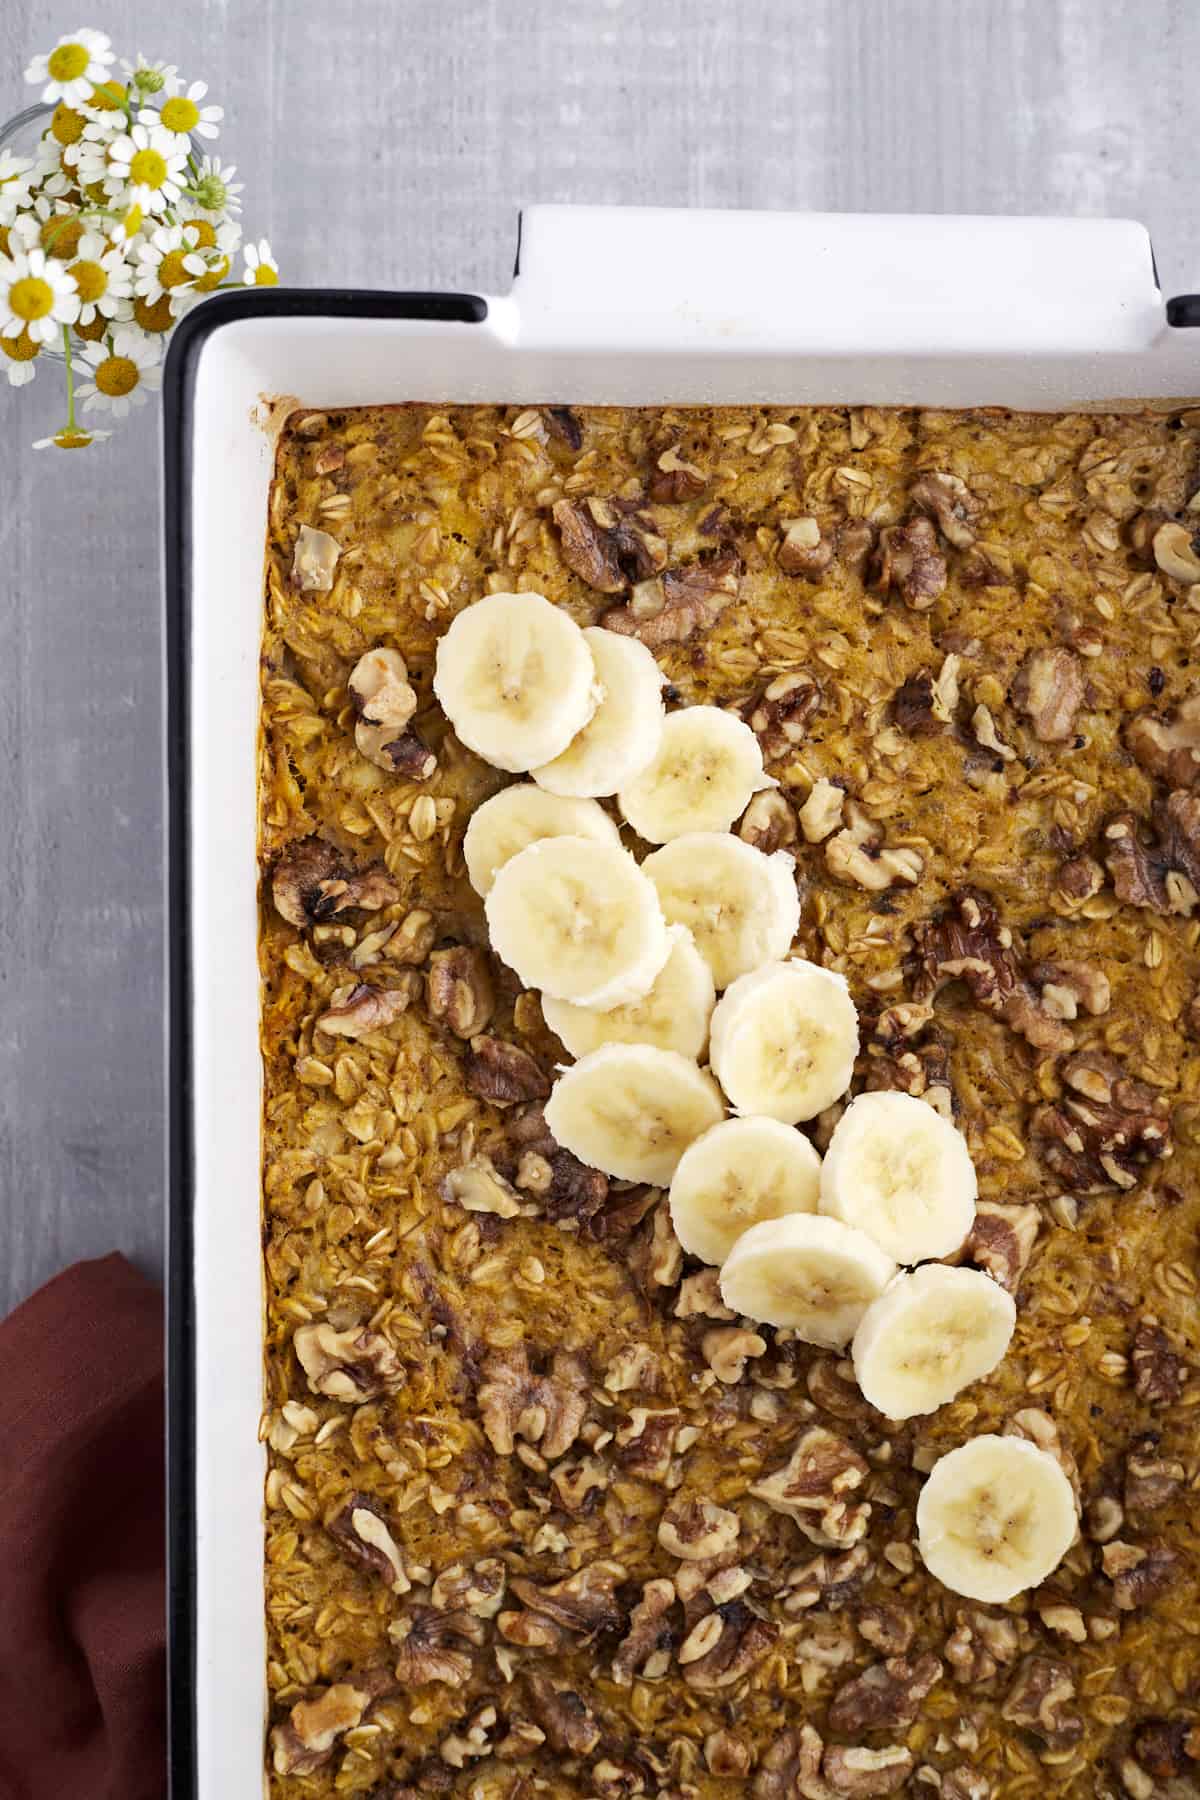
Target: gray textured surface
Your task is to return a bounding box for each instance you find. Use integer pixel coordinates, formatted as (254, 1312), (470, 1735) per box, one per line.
(2, 0), (1199, 1317)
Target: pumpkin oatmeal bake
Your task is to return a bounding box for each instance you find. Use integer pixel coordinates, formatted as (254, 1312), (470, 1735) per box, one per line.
(259, 403), (1200, 1800)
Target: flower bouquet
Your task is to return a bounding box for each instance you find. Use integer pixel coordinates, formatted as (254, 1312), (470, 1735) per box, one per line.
(1, 27), (278, 448)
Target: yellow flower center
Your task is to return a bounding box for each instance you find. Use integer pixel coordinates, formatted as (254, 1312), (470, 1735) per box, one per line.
(95, 354), (139, 397)
(129, 148), (169, 192)
(184, 217), (216, 248)
(9, 276), (55, 322)
(74, 310), (107, 341)
(160, 96), (200, 134)
(194, 254), (229, 293)
(119, 203), (144, 239)
(40, 213), (85, 259)
(252, 261), (279, 287)
(133, 293), (173, 332)
(51, 103), (86, 144)
(0, 326), (39, 363)
(88, 80), (127, 110)
(52, 428), (97, 449)
(157, 248), (194, 290)
(70, 258), (108, 302)
(47, 43), (90, 83)
(0, 225), (9, 257)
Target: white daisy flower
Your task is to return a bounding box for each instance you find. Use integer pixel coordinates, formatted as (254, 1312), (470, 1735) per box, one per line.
(68, 230), (135, 326)
(105, 123), (188, 215)
(121, 55), (177, 98)
(242, 238), (279, 287)
(24, 30), (114, 106)
(186, 154), (243, 219)
(77, 326), (162, 418)
(0, 246), (79, 345)
(0, 153), (35, 227)
(34, 427), (113, 449)
(1, 326), (39, 385)
(134, 223), (205, 315)
(147, 80), (223, 144)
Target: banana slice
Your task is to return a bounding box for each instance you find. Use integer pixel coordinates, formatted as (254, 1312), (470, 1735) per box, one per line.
(486, 836), (669, 1010)
(642, 834), (800, 990)
(532, 628), (666, 798)
(916, 1434), (1078, 1602)
(669, 1115), (821, 1266)
(719, 1213), (897, 1346)
(709, 960), (859, 1124)
(545, 1044), (725, 1184)
(851, 1265), (1016, 1419)
(433, 591), (600, 773)
(820, 1090), (977, 1264)
(619, 706), (773, 842)
(541, 925), (715, 1060)
(463, 784), (621, 897)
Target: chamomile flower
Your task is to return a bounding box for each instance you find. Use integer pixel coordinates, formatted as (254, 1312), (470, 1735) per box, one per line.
(67, 230), (134, 326)
(76, 326), (162, 417)
(104, 123), (188, 214)
(0, 246), (79, 345)
(242, 238), (279, 287)
(134, 223), (205, 315)
(1, 326), (39, 385)
(148, 80), (223, 143)
(0, 153), (35, 227)
(24, 30), (115, 107)
(110, 202), (146, 247)
(187, 154), (243, 219)
(121, 55), (177, 98)
(34, 426), (112, 449)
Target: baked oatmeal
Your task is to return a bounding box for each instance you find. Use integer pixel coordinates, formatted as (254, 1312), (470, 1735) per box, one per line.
(259, 403), (1200, 1799)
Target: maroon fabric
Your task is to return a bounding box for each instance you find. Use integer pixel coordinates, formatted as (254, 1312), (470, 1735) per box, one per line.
(0, 1254), (166, 1800)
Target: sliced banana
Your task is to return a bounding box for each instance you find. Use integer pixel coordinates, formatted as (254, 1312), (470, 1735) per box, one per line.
(669, 1115), (821, 1267)
(463, 783), (621, 897)
(916, 1434), (1078, 1603)
(719, 1213), (897, 1347)
(532, 628), (666, 798)
(709, 960), (859, 1124)
(851, 1265), (1016, 1419)
(619, 706), (773, 842)
(642, 834), (800, 991)
(820, 1090), (977, 1264)
(486, 835), (669, 1010)
(545, 1044), (725, 1185)
(541, 924), (715, 1060)
(433, 590), (600, 773)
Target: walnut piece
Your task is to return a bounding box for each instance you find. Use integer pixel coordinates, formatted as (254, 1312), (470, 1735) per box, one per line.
(1102, 1539), (1183, 1609)
(1124, 1435), (1185, 1511)
(739, 788), (798, 853)
(272, 837), (401, 929)
(891, 671), (940, 737)
(702, 1325), (767, 1383)
(780, 1544), (870, 1615)
(706, 1730), (752, 1778)
(271, 1682), (368, 1775)
(911, 471), (982, 549)
(293, 1321), (402, 1401)
(316, 981), (416, 1040)
(501, 1561), (624, 1648)
(1127, 691), (1200, 788)
(1011, 646), (1085, 743)
(911, 889), (1074, 1053)
(800, 777), (846, 844)
(612, 1577), (676, 1685)
(292, 523), (341, 592)
(823, 1745), (915, 1796)
(1001, 1656), (1083, 1750)
(828, 1654), (943, 1735)
(389, 1604), (483, 1686)
(464, 1034), (549, 1105)
(430, 1558), (506, 1617)
(1132, 1718), (1199, 1781)
(524, 1670), (601, 1756)
(826, 801), (922, 891)
(552, 495), (667, 592)
(616, 1406), (680, 1482)
(944, 1609), (1019, 1683)
(443, 1155), (521, 1218)
(680, 1598), (780, 1691)
(476, 1344), (588, 1460)
(658, 1496), (740, 1560)
(779, 516), (834, 578)
(1132, 1319), (1186, 1405)
(749, 1426), (871, 1546)
(348, 646), (428, 772)
(855, 1601), (914, 1654)
(602, 552), (739, 646)
(327, 1494), (409, 1591)
(505, 1104), (609, 1226)
(675, 1268), (736, 1320)
(754, 1725), (826, 1800)
(649, 444), (707, 502)
(963, 1201), (1040, 1293)
(749, 673), (822, 757)
(871, 516), (946, 609)
(426, 945), (494, 1038)
(1032, 1051), (1172, 1194)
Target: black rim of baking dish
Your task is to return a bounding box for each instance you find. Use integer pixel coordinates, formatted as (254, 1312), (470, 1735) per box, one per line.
(161, 286), (488, 1800)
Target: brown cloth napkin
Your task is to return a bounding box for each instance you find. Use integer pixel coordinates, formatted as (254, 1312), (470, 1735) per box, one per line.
(0, 1253), (166, 1800)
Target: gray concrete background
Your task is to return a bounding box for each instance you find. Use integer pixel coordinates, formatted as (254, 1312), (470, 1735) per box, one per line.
(2, 0), (1199, 1316)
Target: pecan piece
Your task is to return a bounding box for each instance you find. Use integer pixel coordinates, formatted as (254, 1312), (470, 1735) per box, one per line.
(524, 1671), (601, 1756)
(271, 1682), (369, 1776)
(1011, 646), (1085, 743)
(871, 516), (946, 609)
(476, 1344), (588, 1460)
(658, 1496), (740, 1560)
(1132, 1319), (1186, 1405)
(823, 1745), (914, 1796)
(748, 672), (822, 757)
(963, 1201), (1040, 1293)
(327, 1494), (409, 1591)
(612, 1578), (677, 1685)
(1124, 1435), (1184, 1510)
(1127, 690), (1200, 787)
(464, 1035), (549, 1105)
(603, 552), (740, 647)
(272, 837), (402, 929)
(778, 516), (834, 578)
(1000, 1656), (1083, 1750)
(389, 1604), (483, 1686)
(828, 1654), (943, 1735)
(316, 980), (416, 1040)
(293, 1322), (402, 1402)
(426, 945), (494, 1038)
(1101, 1539), (1183, 1610)
(749, 1426), (870, 1547)
(1032, 1052), (1171, 1194)
(680, 1598), (779, 1691)
(911, 470), (982, 548)
(911, 889), (1073, 1053)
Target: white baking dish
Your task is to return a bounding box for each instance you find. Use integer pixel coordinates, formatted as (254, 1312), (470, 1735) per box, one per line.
(164, 203), (1200, 1797)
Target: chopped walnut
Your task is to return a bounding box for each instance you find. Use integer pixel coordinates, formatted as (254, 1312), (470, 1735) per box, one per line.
(1084, 1490), (1125, 1544)
(426, 945), (494, 1038)
(754, 1725), (826, 1800)
(430, 1558), (506, 1618)
(1127, 690), (1200, 787)
(272, 837), (401, 929)
(862, 1008), (954, 1119)
(779, 516), (834, 578)
(856, 1602), (914, 1655)
(327, 1494), (409, 1591)
(781, 1544), (870, 1615)
(649, 443), (707, 502)
(552, 495), (667, 592)
(823, 1745), (915, 1796)
(706, 1730), (752, 1778)
(377, 728), (438, 780)
(1011, 646), (1085, 743)
(871, 516), (946, 609)
(963, 1201), (1040, 1293)
(388, 909), (438, 964)
(1057, 853), (1104, 904)
(891, 671), (940, 736)
(1032, 1052), (1172, 1193)
(702, 1325), (767, 1383)
(1029, 959), (1111, 1020)
(675, 1268), (736, 1320)
(602, 552), (740, 646)
(1102, 1538), (1183, 1609)
(748, 673), (823, 757)
(1132, 1319), (1186, 1405)
(292, 523), (341, 592)
(1000, 1656), (1083, 1750)
(476, 1345), (588, 1460)
(495, 1717), (547, 1760)
(1124, 1436), (1185, 1510)
(658, 1496), (740, 1560)
(316, 980), (416, 1040)
(911, 471), (982, 549)
(942, 1772), (990, 1800)
(348, 646), (420, 769)
(604, 1342), (660, 1392)
(944, 1609), (1019, 1683)
(271, 1682), (368, 1776)
(590, 1755), (649, 1797)
(739, 788), (799, 853)
(549, 1454), (608, 1511)
(443, 1155), (521, 1219)
(524, 1670), (601, 1756)
(680, 1598), (780, 1691)
(828, 1654), (943, 1735)
(826, 801), (922, 891)
(464, 1035), (549, 1105)
(1104, 813), (1173, 912)
(612, 1577), (677, 1685)
(911, 890), (1074, 1053)
(293, 1321), (402, 1402)
(749, 1427), (871, 1546)
(615, 1407), (681, 1482)
(800, 777), (846, 844)
(390, 1605), (483, 1687)
(501, 1561), (624, 1648)
(1132, 1718), (1198, 1780)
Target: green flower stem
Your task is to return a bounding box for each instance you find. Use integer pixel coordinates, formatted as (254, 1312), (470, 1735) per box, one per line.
(63, 326), (77, 430)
